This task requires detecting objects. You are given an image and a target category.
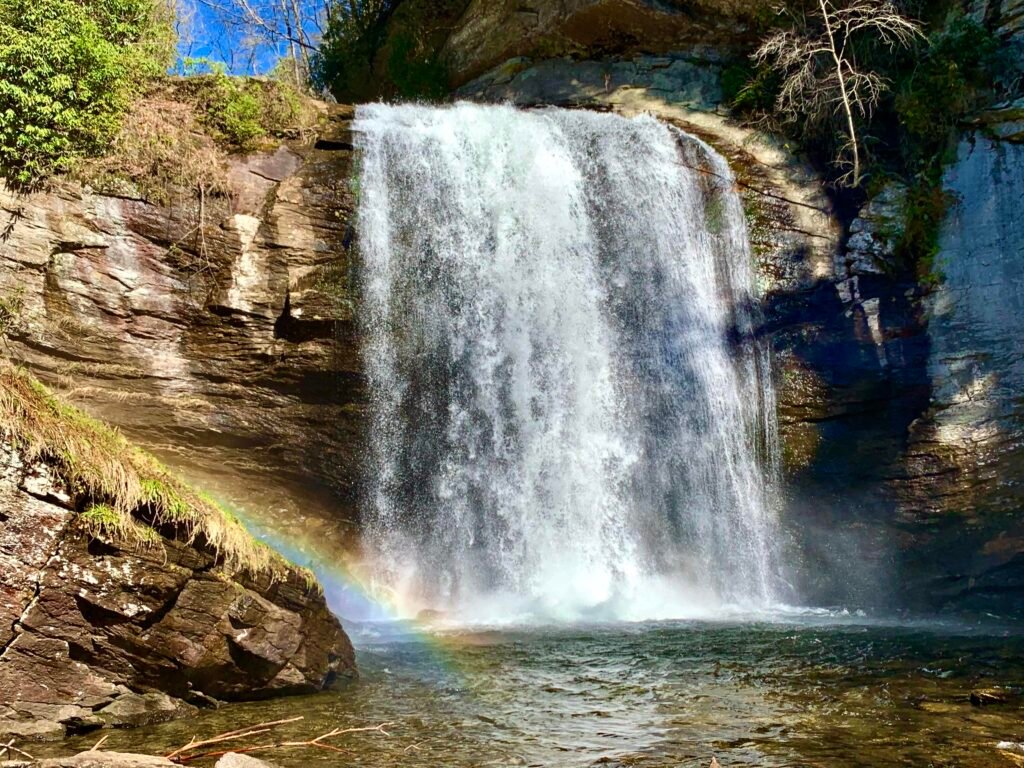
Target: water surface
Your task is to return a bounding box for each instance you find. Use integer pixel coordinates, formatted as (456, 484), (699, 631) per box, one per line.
(47, 618), (1024, 767)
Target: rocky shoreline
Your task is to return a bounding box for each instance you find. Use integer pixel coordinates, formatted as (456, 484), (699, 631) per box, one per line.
(0, 369), (355, 743)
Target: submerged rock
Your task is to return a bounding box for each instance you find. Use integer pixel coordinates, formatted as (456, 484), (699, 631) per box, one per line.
(96, 693), (197, 729)
(35, 753), (174, 767)
(215, 754), (280, 768)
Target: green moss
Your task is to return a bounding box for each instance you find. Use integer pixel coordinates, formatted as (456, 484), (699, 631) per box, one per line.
(0, 364), (303, 580)
(894, 16), (1005, 175)
(82, 503), (120, 528)
(704, 197), (726, 235)
(82, 502), (162, 546)
(140, 477), (191, 519)
(896, 183), (955, 286)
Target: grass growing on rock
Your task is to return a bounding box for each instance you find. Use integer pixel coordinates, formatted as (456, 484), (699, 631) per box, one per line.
(0, 363), (296, 580)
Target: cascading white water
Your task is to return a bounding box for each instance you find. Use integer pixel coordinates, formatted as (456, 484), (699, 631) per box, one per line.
(355, 102), (782, 621)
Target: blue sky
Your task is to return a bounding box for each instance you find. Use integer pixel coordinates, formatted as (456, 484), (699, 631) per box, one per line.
(174, 0), (327, 75)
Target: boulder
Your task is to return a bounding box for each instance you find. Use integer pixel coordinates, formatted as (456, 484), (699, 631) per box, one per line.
(96, 694), (197, 729)
(215, 754), (280, 768)
(0, 443), (356, 740)
(841, 184), (906, 278)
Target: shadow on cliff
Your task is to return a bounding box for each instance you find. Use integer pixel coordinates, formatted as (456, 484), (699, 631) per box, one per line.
(760, 272), (933, 612)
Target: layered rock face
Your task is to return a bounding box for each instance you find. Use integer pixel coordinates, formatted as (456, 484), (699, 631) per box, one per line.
(0, 104), (364, 554)
(971, 0), (1024, 40)
(443, 0), (775, 85)
(895, 118), (1024, 611)
(1, 0), (1022, 642)
(0, 443), (355, 742)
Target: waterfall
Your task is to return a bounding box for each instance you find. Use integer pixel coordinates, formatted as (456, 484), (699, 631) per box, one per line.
(355, 103), (782, 621)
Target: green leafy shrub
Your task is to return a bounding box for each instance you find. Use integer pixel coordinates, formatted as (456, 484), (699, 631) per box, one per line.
(387, 31), (449, 99)
(0, 0), (174, 186)
(894, 15), (1005, 174)
(220, 90), (265, 147)
(312, 0), (469, 101)
(311, 1), (397, 101)
(176, 73), (315, 151)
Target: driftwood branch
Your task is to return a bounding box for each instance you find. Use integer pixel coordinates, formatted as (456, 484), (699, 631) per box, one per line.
(166, 717), (305, 761)
(0, 739), (34, 760)
(166, 717), (394, 764)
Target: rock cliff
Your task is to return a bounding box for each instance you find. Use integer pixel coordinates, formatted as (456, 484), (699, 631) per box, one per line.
(0, 102), (365, 561)
(0, 97), (364, 740)
(3, 0), (1024, 641)
(442, 0), (775, 86)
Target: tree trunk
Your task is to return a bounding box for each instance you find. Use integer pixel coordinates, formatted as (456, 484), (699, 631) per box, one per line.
(819, 0), (861, 187)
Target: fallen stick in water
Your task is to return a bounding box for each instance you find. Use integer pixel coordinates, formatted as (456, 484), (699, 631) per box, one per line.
(165, 717), (393, 763)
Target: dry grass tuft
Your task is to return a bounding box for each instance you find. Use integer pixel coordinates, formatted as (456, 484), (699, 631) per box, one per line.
(77, 95), (230, 205)
(0, 362), (294, 580)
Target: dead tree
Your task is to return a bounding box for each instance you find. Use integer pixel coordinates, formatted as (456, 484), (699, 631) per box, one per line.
(753, 0), (923, 187)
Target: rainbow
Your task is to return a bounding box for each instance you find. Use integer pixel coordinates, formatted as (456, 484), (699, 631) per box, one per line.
(218, 499), (482, 665)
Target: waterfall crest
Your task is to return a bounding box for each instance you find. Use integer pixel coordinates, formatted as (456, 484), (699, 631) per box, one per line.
(355, 103), (782, 621)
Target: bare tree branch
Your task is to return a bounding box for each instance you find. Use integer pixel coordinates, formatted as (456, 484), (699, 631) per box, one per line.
(753, 0), (923, 187)
(165, 718), (395, 764)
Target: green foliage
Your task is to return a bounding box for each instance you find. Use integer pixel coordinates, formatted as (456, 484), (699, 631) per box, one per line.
(893, 180), (956, 284)
(140, 477), (191, 519)
(722, 63), (779, 113)
(312, 0), (469, 101)
(179, 56), (228, 76)
(176, 73), (313, 151)
(387, 32), (449, 99)
(311, 1), (396, 101)
(894, 16), (1006, 174)
(885, 16), (1010, 281)
(83, 503), (121, 527)
(0, 0), (174, 186)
